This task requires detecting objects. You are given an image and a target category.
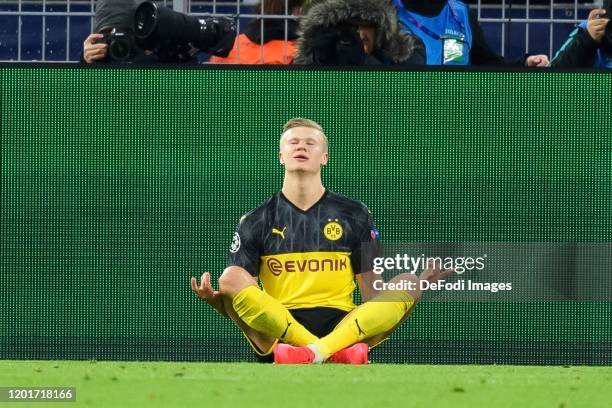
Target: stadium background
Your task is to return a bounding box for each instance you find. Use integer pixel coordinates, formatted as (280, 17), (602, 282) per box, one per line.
(0, 0), (603, 62)
(1, 66), (610, 365)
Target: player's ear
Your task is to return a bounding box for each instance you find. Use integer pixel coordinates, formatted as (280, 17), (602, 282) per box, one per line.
(279, 151), (285, 165)
(321, 152), (329, 166)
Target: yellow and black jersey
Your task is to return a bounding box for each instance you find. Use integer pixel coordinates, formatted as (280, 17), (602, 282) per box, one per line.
(227, 189), (381, 312)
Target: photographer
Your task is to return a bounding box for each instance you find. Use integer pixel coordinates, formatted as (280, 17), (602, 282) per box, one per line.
(293, 0), (425, 66)
(82, 0), (235, 64)
(82, 0), (154, 63)
(549, 5), (612, 68)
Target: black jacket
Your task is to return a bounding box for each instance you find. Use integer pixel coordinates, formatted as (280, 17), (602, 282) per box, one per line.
(549, 26), (602, 68)
(294, 0), (425, 65)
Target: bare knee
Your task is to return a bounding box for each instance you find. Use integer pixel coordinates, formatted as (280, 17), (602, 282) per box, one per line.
(389, 273), (422, 303)
(218, 266), (257, 298)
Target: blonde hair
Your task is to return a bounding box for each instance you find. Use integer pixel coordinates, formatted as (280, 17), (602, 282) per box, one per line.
(280, 118), (328, 149)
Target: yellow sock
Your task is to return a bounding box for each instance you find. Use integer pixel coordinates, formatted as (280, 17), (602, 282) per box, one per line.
(312, 291), (414, 359)
(232, 286), (318, 346)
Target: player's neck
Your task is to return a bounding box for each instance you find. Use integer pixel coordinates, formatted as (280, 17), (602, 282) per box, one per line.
(281, 173), (325, 211)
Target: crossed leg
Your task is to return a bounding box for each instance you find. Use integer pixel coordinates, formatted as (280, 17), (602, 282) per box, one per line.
(213, 268), (426, 361)
(217, 266), (318, 356)
(309, 273), (422, 359)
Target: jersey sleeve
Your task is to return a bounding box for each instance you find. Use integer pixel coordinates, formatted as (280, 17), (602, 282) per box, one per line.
(350, 207), (382, 274)
(226, 214), (262, 276)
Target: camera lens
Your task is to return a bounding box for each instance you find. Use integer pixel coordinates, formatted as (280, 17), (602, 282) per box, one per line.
(134, 1), (159, 39)
(132, 1), (236, 57)
(109, 38), (130, 61)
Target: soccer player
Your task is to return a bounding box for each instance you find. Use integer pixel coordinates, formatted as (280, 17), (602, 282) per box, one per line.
(191, 118), (452, 364)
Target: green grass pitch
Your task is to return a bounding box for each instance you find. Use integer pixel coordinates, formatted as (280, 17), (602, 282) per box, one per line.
(1, 361), (611, 407)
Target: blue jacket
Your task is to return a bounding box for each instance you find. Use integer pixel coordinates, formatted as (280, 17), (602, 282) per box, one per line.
(393, 0), (472, 65)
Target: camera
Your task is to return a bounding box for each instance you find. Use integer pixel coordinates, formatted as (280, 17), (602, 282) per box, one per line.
(336, 23), (361, 49)
(133, 1), (236, 58)
(94, 28), (137, 62)
(310, 22), (366, 65)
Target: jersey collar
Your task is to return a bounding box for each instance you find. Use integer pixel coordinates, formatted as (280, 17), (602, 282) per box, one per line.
(279, 189), (329, 214)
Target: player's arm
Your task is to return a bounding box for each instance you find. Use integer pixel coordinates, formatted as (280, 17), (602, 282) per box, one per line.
(357, 261), (454, 309)
(356, 271), (382, 302)
(352, 206), (383, 303)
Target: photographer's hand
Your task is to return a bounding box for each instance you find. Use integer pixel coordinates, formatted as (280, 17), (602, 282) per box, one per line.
(587, 9), (609, 43)
(83, 33), (108, 63)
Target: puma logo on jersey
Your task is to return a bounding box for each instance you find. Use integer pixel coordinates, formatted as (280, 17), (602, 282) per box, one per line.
(272, 227), (286, 239)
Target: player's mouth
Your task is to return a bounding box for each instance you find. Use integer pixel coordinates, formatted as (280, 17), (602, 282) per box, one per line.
(293, 154), (309, 162)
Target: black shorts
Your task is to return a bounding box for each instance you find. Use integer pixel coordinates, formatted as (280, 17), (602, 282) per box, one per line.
(254, 306), (349, 363)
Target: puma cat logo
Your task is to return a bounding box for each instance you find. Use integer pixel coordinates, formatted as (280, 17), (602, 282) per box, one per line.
(355, 319), (365, 337)
(272, 227), (286, 239)
(280, 319), (292, 339)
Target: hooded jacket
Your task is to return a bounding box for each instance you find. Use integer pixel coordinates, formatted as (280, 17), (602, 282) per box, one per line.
(294, 0), (424, 65)
(94, 0), (140, 32)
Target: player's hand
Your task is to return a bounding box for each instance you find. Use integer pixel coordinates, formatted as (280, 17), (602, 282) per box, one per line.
(418, 259), (454, 284)
(83, 33), (108, 63)
(525, 54), (549, 67)
(587, 9), (609, 43)
(191, 272), (227, 316)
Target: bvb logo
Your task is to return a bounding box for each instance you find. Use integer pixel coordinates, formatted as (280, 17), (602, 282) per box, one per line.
(323, 220), (343, 241)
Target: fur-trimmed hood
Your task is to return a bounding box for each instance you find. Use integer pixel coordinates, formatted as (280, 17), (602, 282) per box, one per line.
(294, 0), (419, 64)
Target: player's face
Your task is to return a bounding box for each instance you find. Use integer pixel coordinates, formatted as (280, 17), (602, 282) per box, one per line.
(279, 127), (328, 173)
